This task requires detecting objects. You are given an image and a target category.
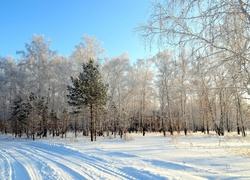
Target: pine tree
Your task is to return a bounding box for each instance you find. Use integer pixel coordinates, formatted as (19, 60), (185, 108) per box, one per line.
(11, 97), (29, 138)
(11, 97), (23, 137)
(67, 59), (108, 141)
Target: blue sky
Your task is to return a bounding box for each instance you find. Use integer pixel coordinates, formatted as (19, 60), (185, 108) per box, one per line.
(0, 0), (158, 62)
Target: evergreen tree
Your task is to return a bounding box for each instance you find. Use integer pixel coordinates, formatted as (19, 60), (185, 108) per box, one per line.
(11, 97), (29, 137)
(11, 97), (23, 137)
(67, 59), (108, 141)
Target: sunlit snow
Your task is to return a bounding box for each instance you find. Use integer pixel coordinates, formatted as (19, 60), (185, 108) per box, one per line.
(0, 132), (249, 179)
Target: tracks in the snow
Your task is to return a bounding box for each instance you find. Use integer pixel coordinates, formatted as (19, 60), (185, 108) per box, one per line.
(0, 139), (135, 180)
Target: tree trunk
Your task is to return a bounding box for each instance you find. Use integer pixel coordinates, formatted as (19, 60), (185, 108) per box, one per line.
(32, 112), (35, 141)
(161, 116), (166, 137)
(90, 103), (94, 141)
(166, 91), (173, 135)
(43, 111), (47, 137)
(218, 90), (224, 136)
(181, 91), (187, 135)
(236, 94), (246, 137)
(74, 115), (77, 138)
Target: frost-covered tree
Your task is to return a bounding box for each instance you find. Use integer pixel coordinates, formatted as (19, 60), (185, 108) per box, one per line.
(48, 55), (72, 118)
(131, 59), (156, 134)
(0, 56), (26, 133)
(101, 53), (132, 135)
(152, 50), (178, 136)
(70, 35), (105, 74)
(17, 34), (56, 98)
(67, 59), (108, 141)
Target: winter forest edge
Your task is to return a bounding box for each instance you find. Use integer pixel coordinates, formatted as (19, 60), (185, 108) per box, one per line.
(1, 1), (250, 141)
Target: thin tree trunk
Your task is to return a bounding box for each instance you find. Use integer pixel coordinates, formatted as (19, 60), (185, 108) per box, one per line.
(90, 103), (94, 141)
(236, 107), (240, 135)
(74, 115), (77, 138)
(166, 91), (173, 135)
(236, 94), (246, 137)
(181, 90), (187, 135)
(161, 116), (166, 137)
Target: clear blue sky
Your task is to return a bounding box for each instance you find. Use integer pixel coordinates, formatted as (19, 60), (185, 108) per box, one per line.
(0, 0), (158, 62)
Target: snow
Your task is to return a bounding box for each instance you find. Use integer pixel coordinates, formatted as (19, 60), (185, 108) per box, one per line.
(0, 132), (250, 180)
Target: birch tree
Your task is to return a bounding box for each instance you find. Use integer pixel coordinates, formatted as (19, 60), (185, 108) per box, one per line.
(71, 35), (105, 74)
(152, 50), (177, 136)
(17, 34), (56, 98)
(101, 53), (132, 135)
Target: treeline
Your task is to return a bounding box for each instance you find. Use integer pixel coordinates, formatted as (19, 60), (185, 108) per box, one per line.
(0, 33), (249, 141)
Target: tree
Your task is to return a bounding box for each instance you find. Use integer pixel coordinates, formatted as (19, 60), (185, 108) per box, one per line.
(152, 50), (177, 136)
(131, 59), (155, 135)
(67, 59), (108, 141)
(0, 57), (17, 133)
(60, 109), (68, 138)
(10, 97), (28, 137)
(17, 34), (56, 98)
(70, 35), (105, 74)
(175, 51), (190, 135)
(47, 55), (72, 129)
(101, 53), (132, 135)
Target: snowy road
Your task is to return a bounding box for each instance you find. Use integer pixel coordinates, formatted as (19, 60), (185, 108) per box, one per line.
(0, 133), (250, 180)
(0, 139), (137, 180)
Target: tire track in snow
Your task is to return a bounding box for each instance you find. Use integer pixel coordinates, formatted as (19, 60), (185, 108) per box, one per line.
(17, 146), (90, 180)
(27, 142), (136, 180)
(74, 152), (137, 180)
(0, 149), (30, 180)
(0, 150), (12, 179)
(21, 144), (102, 179)
(11, 147), (65, 180)
(1, 142), (45, 180)
(30, 145), (130, 179)
(58, 145), (136, 180)
(9, 149), (42, 180)
(1, 140), (73, 180)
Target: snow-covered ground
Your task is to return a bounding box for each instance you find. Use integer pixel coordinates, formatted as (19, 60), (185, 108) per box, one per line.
(0, 132), (249, 180)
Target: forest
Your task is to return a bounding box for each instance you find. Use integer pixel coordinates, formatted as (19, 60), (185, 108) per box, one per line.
(1, 0), (250, 141)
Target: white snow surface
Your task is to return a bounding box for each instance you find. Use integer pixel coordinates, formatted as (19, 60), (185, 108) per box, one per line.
(0, 132), (250, 180)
